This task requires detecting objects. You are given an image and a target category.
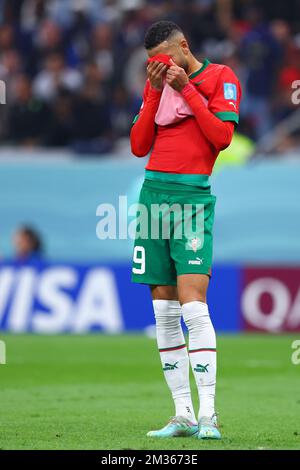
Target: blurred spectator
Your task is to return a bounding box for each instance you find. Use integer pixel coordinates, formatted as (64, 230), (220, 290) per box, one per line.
(0, 23), (15, 51)
(0, 49), (24, 139)
(13, 225), (44, 262)
(71, 77), (113, 154)
(45, 88), (75, 147)
(123, 45), (147, 97)
(110, 84), (140, 138)
(34, 19), (64, 53)
(32, 52), (82, 101)
(92, 23), (114, 80)
(20, 0), (48, 32)
(65, 8), (93, 66)
(239, 6), (282, 140)
(0, 49), (24, 84)
(7, 74), (49, 146)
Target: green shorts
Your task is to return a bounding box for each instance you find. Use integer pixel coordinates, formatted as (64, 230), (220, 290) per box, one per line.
(131, 178), (216, 286)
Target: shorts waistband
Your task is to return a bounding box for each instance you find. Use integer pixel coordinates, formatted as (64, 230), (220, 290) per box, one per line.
(142, 178), (211, 195)
(145, 170), (210, 189)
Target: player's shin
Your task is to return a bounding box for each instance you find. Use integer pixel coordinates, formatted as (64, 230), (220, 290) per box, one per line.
(153, 299), (196, 423)
(182, 301), (217, 420)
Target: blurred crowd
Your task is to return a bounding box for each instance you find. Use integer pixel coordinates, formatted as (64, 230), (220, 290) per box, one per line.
(0, 0), (299, 154)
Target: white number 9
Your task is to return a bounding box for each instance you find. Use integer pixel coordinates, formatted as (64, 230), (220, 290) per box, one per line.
(132, 246), (145, 274)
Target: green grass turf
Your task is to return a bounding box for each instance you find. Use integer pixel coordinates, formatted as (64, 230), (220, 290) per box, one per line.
(0, 334), (300, 450)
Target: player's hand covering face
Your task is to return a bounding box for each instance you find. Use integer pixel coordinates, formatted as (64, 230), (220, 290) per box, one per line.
(147, 61), (168, 91)
(166, 59), (189, 92)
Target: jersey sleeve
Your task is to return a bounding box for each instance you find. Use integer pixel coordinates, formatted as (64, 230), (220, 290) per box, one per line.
(208, 66), (241, 125)
(132, 80), (151, 124)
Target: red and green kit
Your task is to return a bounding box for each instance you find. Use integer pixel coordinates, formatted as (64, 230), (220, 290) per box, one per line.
(131, 58), (241, 285)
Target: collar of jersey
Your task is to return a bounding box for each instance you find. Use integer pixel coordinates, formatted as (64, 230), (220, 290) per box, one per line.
(188, 58), (211, 80)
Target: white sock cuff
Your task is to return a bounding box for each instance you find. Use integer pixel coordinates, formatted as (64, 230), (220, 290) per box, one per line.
(181, 301), (209, 322)
(153, 299), (181, 318)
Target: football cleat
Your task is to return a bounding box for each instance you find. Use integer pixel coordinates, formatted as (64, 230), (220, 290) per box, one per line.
(146, 416), (198, 438)
(198, 413), (221, 440)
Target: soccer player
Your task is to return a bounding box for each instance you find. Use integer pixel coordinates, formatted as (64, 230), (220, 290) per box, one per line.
(130, 21), (241, 439)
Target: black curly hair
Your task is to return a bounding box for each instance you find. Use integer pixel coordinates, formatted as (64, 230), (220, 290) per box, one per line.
(144, 21), (183, 50)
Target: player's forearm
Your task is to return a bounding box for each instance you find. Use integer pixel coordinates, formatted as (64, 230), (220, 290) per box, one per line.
(181, 83), (234, 150)
(130, 88), (162, 157)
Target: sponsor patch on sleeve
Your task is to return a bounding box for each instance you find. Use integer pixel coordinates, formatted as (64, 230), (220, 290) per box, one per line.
(223, 83), (237, 100)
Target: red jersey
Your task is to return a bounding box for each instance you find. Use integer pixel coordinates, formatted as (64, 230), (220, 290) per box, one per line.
(131, 58), (241, 176)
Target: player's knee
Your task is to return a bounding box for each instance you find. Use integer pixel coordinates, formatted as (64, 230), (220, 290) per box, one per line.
(178, 288), (206, 305)
(151, 285), (178, 300)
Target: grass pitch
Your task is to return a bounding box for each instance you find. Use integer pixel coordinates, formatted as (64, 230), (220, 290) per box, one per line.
(0, 334), (299, 450)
